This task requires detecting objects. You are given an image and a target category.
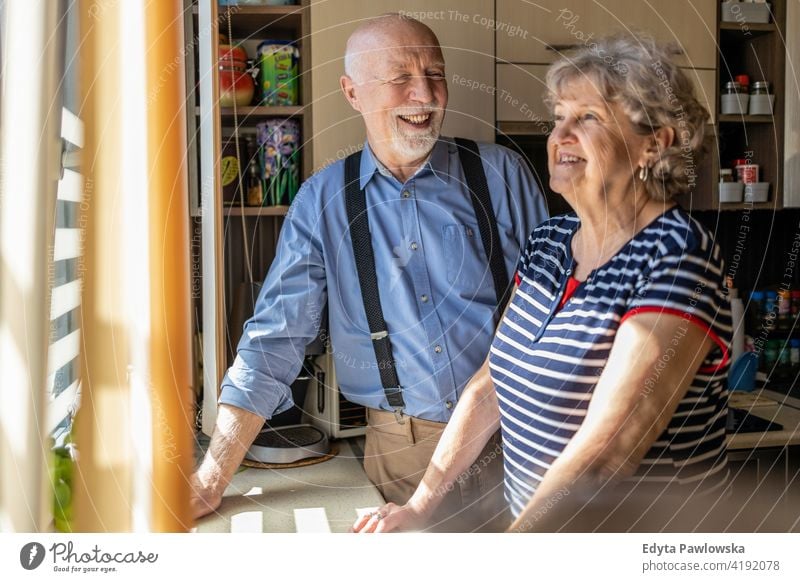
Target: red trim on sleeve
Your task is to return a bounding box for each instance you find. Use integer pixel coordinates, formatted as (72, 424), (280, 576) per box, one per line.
(514, 271), (521, 287)
(620, 306), (730, 373)
(556, 276), (581, 311)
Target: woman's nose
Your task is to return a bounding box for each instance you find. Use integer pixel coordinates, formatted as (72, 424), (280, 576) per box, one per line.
(550, 119), (576, 143)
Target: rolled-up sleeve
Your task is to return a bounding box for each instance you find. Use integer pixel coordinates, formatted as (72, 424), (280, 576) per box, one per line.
(219, 184), (327, 419)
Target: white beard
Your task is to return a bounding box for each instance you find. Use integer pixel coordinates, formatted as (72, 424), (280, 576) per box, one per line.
(390, 113), (443, 159)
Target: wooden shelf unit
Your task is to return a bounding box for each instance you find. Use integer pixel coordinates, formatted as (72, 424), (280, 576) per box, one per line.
(191, 1), (312, 433)
(222, 205), (289, 217)
(711, 0), (786, 210)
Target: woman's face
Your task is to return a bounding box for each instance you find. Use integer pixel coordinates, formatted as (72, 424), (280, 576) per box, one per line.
(547, 77), (649, 203)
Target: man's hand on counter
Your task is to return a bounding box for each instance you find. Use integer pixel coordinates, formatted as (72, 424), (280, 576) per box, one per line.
(191, 404), (266, 522)
(350, 502), (427, 533)
(189, 473), (223, 520)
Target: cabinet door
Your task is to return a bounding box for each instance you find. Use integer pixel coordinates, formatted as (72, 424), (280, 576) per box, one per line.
(495, 64), (549, 125)
(497, 64), (716, 123)
(310, 1), (495, 170)
(496, 0), (717, 69)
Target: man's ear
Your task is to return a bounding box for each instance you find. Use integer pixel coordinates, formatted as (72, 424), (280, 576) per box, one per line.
(340, 75), (361, 112)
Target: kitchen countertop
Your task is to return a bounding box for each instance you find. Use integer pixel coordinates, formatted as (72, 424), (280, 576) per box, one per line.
(727, 389), (800, 450)
(194, 390), (800, 533)
(194, 439), (384, 533)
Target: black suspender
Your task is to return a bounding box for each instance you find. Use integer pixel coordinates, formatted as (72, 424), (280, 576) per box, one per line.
(343, 139), (509, 417)
(344, 152), (406, 415)
(454, 137), (512, 313)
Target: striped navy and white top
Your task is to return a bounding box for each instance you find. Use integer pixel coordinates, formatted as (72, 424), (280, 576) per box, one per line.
(489, 207), (732, 518)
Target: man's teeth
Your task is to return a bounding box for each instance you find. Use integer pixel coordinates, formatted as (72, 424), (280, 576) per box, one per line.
(399, 113), (431, 125)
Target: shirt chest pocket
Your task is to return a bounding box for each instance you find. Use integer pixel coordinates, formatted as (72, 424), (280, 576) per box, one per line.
(442, 223), (486, 289)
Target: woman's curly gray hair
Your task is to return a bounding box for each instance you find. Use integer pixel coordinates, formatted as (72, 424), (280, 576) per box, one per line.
(544, 33), (709, 201)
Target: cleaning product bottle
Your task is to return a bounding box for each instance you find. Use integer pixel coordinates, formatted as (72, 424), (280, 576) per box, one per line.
(727, 277), (745, 364)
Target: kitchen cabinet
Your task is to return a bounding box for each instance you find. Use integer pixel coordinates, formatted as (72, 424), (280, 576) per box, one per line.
(308, 0), (495, 170)
(192, 0), (313, 434)
(495, 0), (717, 69)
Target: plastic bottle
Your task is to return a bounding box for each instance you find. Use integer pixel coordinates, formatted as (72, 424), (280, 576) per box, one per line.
(748, 290), (765, 333)
(778, 289), (791, 333)
(791, 290), (800, 333)
(778, 340), (792, 381)
(763, 338), (780, 373)
(727, 278), (746, 364)
(790, 339), (800, 376)
(765, 290), (778, 331)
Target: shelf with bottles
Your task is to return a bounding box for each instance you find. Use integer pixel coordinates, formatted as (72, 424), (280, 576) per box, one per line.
(714, 126), (781, 207)
(220, 118), (302, 210)
(741, 286), (799, 380)
(219, 37), (302, 111)
(748, 335), (800, 385)
(714, 0), (785, 209)
(745, 288), (800, 339)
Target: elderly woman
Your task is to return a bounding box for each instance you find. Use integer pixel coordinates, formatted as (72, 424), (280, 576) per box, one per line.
(353, 33), (731, 533)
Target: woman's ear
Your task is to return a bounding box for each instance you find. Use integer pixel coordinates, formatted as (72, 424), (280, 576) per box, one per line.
(646, 126), (676, 162)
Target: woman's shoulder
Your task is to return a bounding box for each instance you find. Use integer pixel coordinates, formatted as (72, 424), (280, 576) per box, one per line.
(528, 212), (580, 242)
(639, 206), (720, 261)
(517, 213), (578, 271)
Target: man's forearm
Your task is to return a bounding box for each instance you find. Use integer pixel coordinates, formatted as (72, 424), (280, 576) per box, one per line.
(407, 359), (500, 516)
(194, 404), (265, 497)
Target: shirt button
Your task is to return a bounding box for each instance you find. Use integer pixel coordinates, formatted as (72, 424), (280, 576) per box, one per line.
(421, 294), (429, 302)
(566, 269), (572, 276)
(410, 242), (419, 251)
(402, 190), (411, 198)
(434, 345), (442, 353)
(445, 400), (454, 409)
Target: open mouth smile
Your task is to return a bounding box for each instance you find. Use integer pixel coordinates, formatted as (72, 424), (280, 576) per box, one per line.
(397, 112), (433, 128)
(557, 152), (586, 165)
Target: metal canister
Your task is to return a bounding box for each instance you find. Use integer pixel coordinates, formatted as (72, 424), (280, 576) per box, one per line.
(257, 40), (299, 106)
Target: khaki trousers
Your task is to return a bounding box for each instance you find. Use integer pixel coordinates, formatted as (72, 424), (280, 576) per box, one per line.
(363, 408), (508, 532)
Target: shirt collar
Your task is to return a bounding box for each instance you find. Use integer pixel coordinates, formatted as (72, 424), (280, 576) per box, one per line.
(358, 138), (452, 190)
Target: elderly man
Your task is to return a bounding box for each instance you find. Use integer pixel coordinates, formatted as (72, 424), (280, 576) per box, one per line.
(190, 13), (547, 531)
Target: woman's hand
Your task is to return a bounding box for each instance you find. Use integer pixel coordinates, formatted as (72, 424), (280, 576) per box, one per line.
(350, 502), (427, 533)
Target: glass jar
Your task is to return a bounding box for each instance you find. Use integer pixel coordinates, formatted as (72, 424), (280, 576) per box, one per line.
(724, 81), (743, 95)
(218, 45), (255, 108)
(751, 81), (770, 96)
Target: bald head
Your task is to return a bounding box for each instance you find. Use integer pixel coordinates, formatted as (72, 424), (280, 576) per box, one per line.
(344, 13), (442, 81)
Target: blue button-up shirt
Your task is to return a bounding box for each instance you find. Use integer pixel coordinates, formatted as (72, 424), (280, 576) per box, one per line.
(219, 137), (548, 422)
